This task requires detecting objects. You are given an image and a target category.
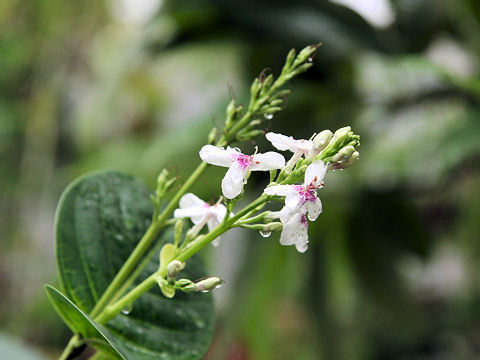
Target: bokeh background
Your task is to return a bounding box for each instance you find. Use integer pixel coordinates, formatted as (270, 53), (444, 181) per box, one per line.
(1, 0), (480, 359)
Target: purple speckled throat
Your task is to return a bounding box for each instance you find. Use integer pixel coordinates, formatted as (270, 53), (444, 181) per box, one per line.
(300, 214), (308, 227)
(293, 185), (317, 204)
(233, 154), (252, 170)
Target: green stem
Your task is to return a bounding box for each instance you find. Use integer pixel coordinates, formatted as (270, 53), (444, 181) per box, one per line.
(89, 162), (208, 318)
(177, 195), (269, 263)
(109, 235), (165, 304)
(95, 274), (157, 324)
(93, 195), (270, 325)
(58, 334), (80, 360)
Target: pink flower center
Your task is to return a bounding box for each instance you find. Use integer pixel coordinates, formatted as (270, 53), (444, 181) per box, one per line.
(233, 154), (253, 170)
(293, 185), (317, 204)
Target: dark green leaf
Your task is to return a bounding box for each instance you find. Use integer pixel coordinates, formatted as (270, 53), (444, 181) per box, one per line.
(54, 170), (214, 360)
(44, 285), (122, 360)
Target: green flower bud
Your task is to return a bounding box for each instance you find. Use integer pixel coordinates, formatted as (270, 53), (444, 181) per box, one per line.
(331, 145), (356, 163)
(176, 278), (195, 293)
(226, 99), (236, 116)
(262, 222), (283, 232)
(207, 127), (217, 144)
(174, 219), (183, 246)
(194, 277), (224, 293)
(250, 78), (260, 99)
(331, 126), (352, 145)
(287, 63), (313, 79)
(292, 45), (316, 68)
(167, 260), (183, 279)
(313, 130), (333, 152)
(285, 48), (296, 69)
(269, 99), (283, 107)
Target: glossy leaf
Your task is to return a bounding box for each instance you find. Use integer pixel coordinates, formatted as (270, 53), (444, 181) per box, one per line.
(54, 170), (214, 360)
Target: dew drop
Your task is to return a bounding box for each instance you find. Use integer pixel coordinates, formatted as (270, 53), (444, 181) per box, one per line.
(259, 231), (272, 238)
(200, 289), (210, 293)
(122, 304), (133, 315)
(264, 113), (273, 120)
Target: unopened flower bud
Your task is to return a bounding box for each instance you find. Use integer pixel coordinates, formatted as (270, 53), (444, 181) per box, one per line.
(332, 145), (356, 163)
(176, 278), (195, 293)
(156, 169), (170, 197)
(331, 126), (352, 145)
(167, 260), (183, 279)
(340, 151), (359, 169)
(313, 130), (333, 152)
(285, 48), (296, 69)
(207, 127), (217, 144)
(293, 45), (316, 68)
(262, 222), (283, 232)
(250, 78), (260, 99)
(174, 219), (183, 246)
(194, 277), (224, 293)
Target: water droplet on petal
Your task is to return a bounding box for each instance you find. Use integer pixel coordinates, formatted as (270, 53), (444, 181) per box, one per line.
(122, 304), (133, 315)
(260, 231), (272, 238)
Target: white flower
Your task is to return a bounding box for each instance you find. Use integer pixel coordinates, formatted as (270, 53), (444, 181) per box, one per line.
(266, 132), (315, 161)
(279, 212), (309, 253)
(264, 160), (327, 253)
(173, 193), (227, 246)
(199, 145), (285, 199)
(264, 160), (327, 222)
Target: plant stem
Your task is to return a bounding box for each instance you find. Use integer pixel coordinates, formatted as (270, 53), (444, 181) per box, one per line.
(58, 334), (80, 360)
(177, 195), (269, 262)
(89, 162), (208, 318)
(95, 274), (157, 324)
(93, 195), (270, 325)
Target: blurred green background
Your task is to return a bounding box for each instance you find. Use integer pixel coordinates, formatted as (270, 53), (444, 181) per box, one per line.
(1, 0), (480, 359)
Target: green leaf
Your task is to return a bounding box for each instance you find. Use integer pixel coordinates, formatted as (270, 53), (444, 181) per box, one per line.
(54, 170), (214, 360)
(44, 285), (122, 360)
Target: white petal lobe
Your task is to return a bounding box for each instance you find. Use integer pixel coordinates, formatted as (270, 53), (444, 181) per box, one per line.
(179, 193), (205, 209)
(221, 163), (246, 199)
(264, 185), (292, 196)
(265, 132), (298, 152)
(304, 160), (327, 187)
(250, 152), (285, 171)
(199, 145), (234, 167)
(306, 197), (322, 221)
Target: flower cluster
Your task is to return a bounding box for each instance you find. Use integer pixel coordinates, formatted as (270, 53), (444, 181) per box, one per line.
(174, 127), (359, 253)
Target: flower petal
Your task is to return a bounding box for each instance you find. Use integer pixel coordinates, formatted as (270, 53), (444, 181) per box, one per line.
(199, 145), (235, 167)
(179, 193), (205, 209)
(265, 132), (298, 152)
(250, 152), (285, 171)
(285, 191), (302, 210)
(304, 160), (327, 187)
(279, 205), (296, 224)
(279, 213), (309, 252)
(211, 204), (227, 223)
(306, 196), (322, 221)
(264, 184), (293, 196)
(221, 162), (247, 199)
(173, 207), (208, 225)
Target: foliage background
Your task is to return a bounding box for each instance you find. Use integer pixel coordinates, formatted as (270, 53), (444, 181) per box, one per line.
(1, 0), (480, 359)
